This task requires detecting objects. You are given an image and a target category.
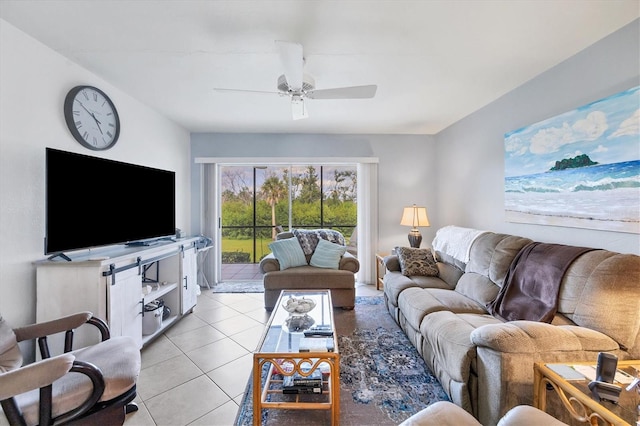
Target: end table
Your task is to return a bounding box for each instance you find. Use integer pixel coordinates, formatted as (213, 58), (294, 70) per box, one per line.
(375, 252), (389, 290)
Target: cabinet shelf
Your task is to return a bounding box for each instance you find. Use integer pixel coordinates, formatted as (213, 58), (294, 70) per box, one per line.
(143, 282), (178, 302)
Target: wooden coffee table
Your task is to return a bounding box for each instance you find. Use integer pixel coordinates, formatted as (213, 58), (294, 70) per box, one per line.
(252, 290), (340, 425)
(533, 360), (639, 425)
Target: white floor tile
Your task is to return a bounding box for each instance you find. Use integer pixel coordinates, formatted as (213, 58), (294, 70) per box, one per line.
(144, 376), (229, 426)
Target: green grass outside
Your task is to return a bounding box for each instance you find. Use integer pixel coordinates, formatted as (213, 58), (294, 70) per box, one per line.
(222, 237), (272, 262)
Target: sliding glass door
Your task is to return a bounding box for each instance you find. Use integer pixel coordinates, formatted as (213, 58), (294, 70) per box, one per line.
(219, 164), (357, 282)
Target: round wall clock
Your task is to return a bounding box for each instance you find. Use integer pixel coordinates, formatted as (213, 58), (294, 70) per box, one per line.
(64, 85), (120, 150)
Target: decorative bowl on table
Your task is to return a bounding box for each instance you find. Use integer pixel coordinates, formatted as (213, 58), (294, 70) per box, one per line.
(282, 296), (316, 315)
(283, 314), (315, 333)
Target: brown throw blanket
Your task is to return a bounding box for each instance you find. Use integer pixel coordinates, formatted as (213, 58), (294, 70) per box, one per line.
(487, 242), (594, 323)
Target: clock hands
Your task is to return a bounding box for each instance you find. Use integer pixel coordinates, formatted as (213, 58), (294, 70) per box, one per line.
(76, 100), (104, 134)
(94, 117), (103, 135)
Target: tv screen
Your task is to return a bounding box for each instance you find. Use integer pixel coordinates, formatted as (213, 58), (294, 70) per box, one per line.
(45, 148), (176, 255)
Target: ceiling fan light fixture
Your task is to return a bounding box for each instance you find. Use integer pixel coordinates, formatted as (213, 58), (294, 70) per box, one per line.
(291, 95), (308, 120)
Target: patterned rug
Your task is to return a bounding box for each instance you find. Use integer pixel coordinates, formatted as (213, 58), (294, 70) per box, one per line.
(234, 296), (449, 425)
(211, 281), (264, 293)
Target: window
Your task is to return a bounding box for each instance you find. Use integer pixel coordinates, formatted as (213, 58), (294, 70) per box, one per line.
(219, 164), (357, 281)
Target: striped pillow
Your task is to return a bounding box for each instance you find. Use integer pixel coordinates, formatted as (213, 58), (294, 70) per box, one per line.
(310, 238), (347, 269)
(268, 237), (307, 270)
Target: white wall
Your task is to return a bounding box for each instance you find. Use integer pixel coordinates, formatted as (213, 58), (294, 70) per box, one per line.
(0, 20), (191, 333)
(435, 19), (640, 254)
(190, 133), (437, 281)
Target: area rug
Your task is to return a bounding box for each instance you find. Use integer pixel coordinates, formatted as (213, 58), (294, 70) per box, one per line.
(234, 296), (449, 425)
(211, 281), (264, 293)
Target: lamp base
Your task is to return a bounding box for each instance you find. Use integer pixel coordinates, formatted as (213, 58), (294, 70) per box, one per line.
(408, 230), (422, 248)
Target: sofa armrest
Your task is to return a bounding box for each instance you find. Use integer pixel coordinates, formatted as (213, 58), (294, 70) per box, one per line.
(470, 321), (620, 354)
(383, 254), (401, 272)
(259, 253), (280, 273)
(339, 251), (360, 273)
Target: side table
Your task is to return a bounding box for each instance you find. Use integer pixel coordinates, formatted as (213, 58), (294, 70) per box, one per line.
(375, 252), (389, 290)
(533, 360), (639, 425)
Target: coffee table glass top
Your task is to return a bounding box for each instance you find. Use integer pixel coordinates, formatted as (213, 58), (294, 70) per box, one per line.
(256, 290), (334, 354)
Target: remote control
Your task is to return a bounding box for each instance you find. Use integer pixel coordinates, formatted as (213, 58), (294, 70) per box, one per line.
(304, 330), (333, 337)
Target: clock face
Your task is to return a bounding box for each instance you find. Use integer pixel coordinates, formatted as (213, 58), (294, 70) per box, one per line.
(64, 86), (120, 150)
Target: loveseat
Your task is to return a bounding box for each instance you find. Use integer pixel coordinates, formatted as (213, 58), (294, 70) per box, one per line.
(259, 229), (359, 310)
(383, 226), (640, 425)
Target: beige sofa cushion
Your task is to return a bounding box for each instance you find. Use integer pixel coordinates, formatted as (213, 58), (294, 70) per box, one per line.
(398, 287), (486, 331)
(464, 233), (533, 287)
(558, 251), (640, 352)
(455, 233), (532, 306)
(421, 312), (501, 382)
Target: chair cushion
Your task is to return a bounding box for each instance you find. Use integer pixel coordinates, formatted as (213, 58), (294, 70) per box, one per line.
(310, 239), (347, 269)
(399, 401), (480, 426)
(268, 237), (308, 270)
(73, 336), (140, 401)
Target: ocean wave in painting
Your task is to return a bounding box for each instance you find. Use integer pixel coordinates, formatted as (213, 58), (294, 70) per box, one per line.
(505, 160), (640, 232)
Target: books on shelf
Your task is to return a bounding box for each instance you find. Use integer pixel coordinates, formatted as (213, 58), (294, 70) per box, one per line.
(283, 368), (323, 394)
(283, 386), (322, 394)
(284, 368), (322, 387)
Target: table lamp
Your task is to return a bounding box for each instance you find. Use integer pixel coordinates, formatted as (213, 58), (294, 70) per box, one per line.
(400, 204), (430, 248)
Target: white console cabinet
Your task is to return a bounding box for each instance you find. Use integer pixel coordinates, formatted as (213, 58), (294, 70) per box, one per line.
(35, 237), (200, 350)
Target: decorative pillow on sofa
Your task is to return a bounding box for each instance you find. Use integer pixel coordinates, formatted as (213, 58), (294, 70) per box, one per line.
(293, 229), (346, 255)
(394, 246), (439, 277)
(310, 238), (347, 269)
(268, 237), (307, 270)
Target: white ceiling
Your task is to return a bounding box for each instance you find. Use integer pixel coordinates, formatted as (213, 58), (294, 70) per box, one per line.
(1, 1), (638, 135)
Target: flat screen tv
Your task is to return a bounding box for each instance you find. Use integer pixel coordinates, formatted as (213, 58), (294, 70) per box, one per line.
(45, 148), (176, 256)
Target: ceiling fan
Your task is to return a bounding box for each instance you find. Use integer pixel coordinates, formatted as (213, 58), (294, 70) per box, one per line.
(213, 40), (377, 120)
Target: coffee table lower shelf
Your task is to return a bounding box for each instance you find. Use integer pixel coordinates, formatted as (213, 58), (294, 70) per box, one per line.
(252, 353), (340, 425)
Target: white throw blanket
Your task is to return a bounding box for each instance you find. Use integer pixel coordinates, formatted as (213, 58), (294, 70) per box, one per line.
(431, 225), (487, 263)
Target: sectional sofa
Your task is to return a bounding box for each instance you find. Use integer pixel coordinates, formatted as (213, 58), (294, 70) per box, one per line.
(382, 226), (640, 425)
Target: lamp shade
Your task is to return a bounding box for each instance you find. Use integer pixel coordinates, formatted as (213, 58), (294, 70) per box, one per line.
(400, 205), (430, 229)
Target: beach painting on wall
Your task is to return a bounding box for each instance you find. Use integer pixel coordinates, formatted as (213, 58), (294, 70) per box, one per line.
(504, 86), (640, 234)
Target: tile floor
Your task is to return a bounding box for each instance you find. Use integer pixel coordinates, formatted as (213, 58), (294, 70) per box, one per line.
(124, 282), (382, 426)
(220, 263), (263, 281)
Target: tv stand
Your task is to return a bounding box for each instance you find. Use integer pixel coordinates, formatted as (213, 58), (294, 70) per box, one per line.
(35, 238), (200, 350)
(47, 252), (72, 262)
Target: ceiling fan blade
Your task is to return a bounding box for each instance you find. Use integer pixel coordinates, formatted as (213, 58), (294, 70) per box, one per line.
(275, 40), (304, 91)
(306, 84), (377, 100)
(291, 96), (308, 120)
(213, 88), (281, 95)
